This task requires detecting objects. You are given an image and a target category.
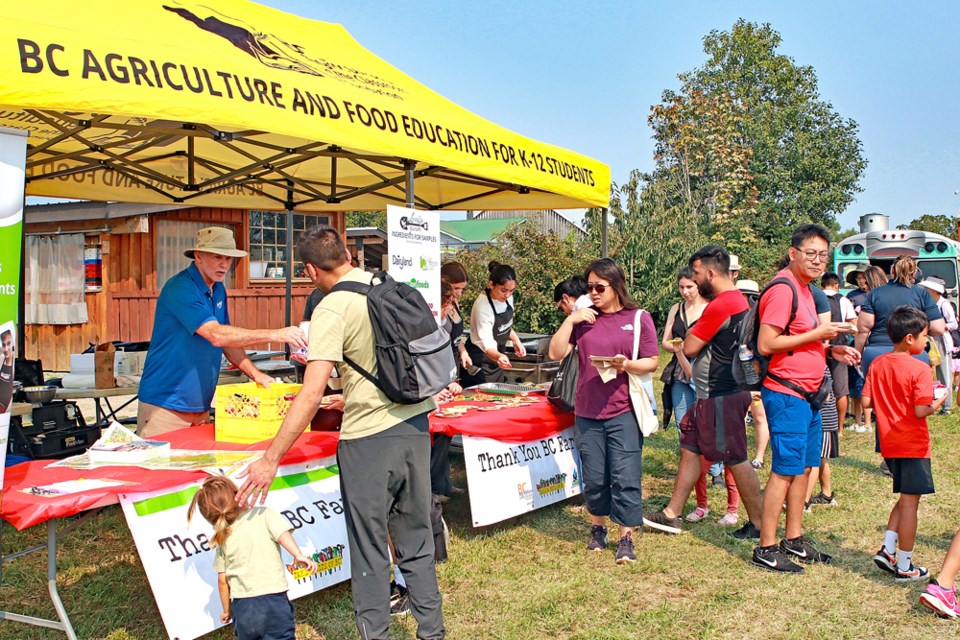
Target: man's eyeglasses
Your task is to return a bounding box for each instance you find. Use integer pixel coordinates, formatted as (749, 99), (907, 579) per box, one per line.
(798, 249), (830, 262)
(586, 283), (608, 294)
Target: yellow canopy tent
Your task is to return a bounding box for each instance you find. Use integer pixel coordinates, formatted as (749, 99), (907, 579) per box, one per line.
(0, 0), (609, 211)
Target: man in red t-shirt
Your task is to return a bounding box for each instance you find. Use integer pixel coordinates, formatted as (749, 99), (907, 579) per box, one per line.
(643, 246), (763, 539)
(863, 306), (946, 581)
(752, 224), (860, 574)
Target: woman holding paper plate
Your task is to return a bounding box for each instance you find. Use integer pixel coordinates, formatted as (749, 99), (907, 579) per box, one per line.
(548, 258), (659, 565)
(462, 262), (526, 387)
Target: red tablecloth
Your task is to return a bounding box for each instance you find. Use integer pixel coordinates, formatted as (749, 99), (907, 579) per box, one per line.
(2, 399), (573, 530)
(429, 396), (574, 443)
(1, 424), (340, 531)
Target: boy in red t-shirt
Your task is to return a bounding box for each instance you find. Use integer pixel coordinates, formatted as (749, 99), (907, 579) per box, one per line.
(862, 306), (947, 581)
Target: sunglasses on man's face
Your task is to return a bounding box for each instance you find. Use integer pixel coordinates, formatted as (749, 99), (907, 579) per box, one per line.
(586, 283), (608, 294)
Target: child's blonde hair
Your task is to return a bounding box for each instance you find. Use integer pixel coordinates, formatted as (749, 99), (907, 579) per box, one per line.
(187, 476), (243, 548)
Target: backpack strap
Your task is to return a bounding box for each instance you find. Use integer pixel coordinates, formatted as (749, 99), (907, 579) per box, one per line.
(327, 278), (382, 392)
(766, 371), (817, 403)
(329, 280), (371, 295)
(758, 278), (799, 335)
(755, 277), (799, 356)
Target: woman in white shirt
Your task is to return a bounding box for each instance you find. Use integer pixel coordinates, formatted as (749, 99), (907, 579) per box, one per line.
(462, 262), (526, 387)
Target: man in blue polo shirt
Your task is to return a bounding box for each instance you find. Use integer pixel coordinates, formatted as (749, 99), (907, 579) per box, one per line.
(137, 227), (306, 438)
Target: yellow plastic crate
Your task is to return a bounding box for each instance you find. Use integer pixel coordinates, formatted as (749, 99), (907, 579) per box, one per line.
(215, 382), (302, 444)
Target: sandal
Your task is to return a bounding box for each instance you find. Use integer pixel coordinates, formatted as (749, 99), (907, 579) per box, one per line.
(685, 507), (710, 522)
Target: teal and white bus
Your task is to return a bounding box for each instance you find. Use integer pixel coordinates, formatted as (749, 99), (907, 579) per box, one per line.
(834, 214), (960, 303)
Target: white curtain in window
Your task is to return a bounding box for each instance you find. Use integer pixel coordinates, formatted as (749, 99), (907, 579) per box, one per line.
(156, 220), (236, 290)
(25, 233), (89, 325)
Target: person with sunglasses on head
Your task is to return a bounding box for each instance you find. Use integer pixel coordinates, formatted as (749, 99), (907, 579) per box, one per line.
(548, 259), (659, 565)
(462, 262), (526, 387)
(554, 275), (592, 316)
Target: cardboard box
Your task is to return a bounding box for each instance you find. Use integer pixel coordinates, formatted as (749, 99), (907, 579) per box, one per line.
(94, 342), (116, 389)
(71, 351), (148, 377)
(115, 351), (148, 377)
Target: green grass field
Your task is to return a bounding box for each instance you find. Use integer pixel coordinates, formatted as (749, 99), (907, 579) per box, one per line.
(3, 411), (960, 639)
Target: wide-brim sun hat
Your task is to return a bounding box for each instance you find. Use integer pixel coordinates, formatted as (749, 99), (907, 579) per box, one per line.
(184, 226), (248, 259)
(845, 264), (869, 287)
(736, 279), (760, 294)
(918, 279), (945, 295)
(729, 254), (741, 271)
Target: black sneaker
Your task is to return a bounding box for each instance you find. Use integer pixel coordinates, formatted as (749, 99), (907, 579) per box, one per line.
(873, 547), (896, 574)
(731, 521), (761, 540)
(643, 511), (684, 535)
(389, 584), (410, 616)
(615, 535), (636, 564)
(895, 562), (929, 582)
(752, 545), (805, 574)
(779, 536), (832, 564)
(803, 501), (812, 514)
(879, 460), (893, 478)
(587, 525), (608, 551)
(711, 474), (726, 489)
(810, 492), (837, 506)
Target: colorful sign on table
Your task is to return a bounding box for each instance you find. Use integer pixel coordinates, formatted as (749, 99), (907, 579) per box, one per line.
(461, 427), (583, 526)
(386, 204), (441, 319)
(0, 127), (27, 498)
(119, 460), (348, 640)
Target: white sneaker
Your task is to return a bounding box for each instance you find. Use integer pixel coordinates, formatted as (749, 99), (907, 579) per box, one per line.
(854, 424), (869, 433)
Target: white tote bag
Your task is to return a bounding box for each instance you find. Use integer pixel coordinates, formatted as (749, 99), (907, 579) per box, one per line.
(628, 310), (658, 437)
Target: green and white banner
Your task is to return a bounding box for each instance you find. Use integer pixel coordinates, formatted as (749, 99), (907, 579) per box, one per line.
(0, 127), (27, 488)
(119, 459), (348, 640)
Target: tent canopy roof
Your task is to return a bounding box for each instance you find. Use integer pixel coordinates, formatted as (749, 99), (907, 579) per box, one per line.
(0, 0), (609, 211)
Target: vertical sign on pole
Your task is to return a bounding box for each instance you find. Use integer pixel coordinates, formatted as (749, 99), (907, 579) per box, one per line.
(386, 205), (441, 319)
(0, 127), (28, 491)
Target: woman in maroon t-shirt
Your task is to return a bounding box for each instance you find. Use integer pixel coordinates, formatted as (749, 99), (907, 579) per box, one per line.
(548, 258), (659, 565)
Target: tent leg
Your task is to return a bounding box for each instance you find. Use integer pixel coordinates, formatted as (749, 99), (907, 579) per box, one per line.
(284, 185), (293, 339)
(601, 207), (608, 258)
(404, 161), (415, 208)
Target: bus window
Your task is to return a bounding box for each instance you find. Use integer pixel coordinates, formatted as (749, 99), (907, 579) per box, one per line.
(917, 259), (958, 289)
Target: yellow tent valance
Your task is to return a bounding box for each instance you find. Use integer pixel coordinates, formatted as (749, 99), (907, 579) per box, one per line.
(0, 0), (609, 210)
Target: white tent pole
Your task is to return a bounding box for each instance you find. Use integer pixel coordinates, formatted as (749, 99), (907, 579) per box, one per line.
(404, 161), (415, 208)
(601, 207), (608, 258)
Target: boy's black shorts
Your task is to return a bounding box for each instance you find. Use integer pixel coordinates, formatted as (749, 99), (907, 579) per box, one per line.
(885, 457), (935, 495)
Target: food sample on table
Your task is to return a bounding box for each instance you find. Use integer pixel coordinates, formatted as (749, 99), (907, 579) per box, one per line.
(464, 392), (498, 402)
(476, 405), (503, 411)
(435, 406), (470, 418)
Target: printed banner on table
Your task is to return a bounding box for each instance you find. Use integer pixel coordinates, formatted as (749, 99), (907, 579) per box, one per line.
(0, 127), (27, 499)
(120, 459), (348, 640)
(462, 427), (582, 526)
(387, 204), (441, 319)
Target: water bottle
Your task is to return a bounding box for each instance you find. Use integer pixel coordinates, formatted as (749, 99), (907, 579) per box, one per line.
(739, 344), (760, 385)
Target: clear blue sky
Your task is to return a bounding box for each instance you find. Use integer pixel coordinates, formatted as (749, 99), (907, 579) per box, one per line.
(261, 0), (960, 232)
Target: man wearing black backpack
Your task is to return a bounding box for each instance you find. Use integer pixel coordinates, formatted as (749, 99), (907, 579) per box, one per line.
(752, 225), (860, 574)
(237, 225), (446, 640)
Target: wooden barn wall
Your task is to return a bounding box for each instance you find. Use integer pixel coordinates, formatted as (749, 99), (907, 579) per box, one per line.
(25, 208), (344, 371)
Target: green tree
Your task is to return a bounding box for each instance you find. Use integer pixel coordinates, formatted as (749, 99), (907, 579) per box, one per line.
(345, 210), (386, 229)
(451, 222), (589, 335)
(677, 19), (867, 236)
(897, 214), (959, 238)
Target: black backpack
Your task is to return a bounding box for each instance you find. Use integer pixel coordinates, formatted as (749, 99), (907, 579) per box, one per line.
(330, 271), (456, 404)
(732, 277), (799, 392)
